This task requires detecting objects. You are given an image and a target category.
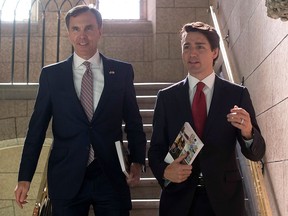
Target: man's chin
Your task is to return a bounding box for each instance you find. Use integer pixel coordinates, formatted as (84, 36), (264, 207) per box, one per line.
(187, 65), (201, 71)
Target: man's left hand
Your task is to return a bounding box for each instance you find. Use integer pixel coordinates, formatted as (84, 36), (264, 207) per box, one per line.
(227, 105), (253, 139)
(126, 163), (142, 187)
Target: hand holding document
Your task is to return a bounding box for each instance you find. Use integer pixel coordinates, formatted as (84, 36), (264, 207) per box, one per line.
(115, 141), (130, 177)
(164, 122), (204, 165)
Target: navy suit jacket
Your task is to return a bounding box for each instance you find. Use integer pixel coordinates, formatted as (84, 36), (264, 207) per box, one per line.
(18, 54), (146, 209)
(148, 75), (265, 216)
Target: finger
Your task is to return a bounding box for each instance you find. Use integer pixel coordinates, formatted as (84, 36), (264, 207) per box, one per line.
(14, 188), (23, 208)
(173, 152), (188, 163)
(15, 193), (27, 208)
(19, 189), (28, 202)
(230, 105), (239, 112)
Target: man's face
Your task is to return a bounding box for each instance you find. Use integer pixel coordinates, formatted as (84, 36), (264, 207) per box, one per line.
(67, 11), (102, 60)
(181, 32), (219, 80)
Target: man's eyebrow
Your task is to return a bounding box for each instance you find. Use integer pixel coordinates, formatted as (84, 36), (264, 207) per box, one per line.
(182, 42), (190, 46)
(195, 42), (206, 45)
(182, 41), (207, 46)
(85, 24), (94, 28)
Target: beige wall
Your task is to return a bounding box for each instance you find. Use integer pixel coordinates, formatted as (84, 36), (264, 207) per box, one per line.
(0, 0), (210, 84)
(210, 0), (288, 215)
(149, 0), (210, 82)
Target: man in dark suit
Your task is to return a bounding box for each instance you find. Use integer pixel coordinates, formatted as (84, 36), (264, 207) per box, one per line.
(14, 5), (146, 216)
(148, 22), (265, 216)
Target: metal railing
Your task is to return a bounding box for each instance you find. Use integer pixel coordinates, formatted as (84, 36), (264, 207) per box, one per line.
(33, 149), (51, 216)
(0, 0), (146, 84)
(0, 0), (87, 84)
(209, 5), (272, 216)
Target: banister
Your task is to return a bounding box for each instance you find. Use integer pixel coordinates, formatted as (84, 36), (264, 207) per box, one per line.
(32, 148), (51, 216)
(209, 5), (272, 216)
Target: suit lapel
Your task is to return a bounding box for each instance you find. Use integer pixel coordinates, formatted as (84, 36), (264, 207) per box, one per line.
(91, 54), (113, 120)
(177, 78), (194, 126)
(203, 75), (224, 138)
(61, 55), (88, 120)
(62, 56), (78, 98)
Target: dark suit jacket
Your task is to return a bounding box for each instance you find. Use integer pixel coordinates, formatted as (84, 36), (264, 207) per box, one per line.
(148, 75), (265, 216)
(18, 54), (146, 209)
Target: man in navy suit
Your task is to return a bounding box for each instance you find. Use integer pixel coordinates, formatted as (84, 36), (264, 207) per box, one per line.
(148, 22), (265, 216)
(14, 5), (146, 216)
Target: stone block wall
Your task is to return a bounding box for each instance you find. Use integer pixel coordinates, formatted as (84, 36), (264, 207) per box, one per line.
(210, 0), (288, 215)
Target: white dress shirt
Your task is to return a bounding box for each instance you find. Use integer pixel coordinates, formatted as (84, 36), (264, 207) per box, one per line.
(188, 72), (215, 114)
(72, 51), (104, 111)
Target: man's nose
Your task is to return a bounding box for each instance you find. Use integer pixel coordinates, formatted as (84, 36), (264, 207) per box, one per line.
(189, 48), (198, 56)
(79, 30), (87, 38)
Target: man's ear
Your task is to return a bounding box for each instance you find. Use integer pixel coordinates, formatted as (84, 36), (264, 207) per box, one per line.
(212, 48), (219, 60)
(98, 27), (103, 37)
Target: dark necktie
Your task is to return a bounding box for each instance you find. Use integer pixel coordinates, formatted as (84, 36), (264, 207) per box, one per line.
(192, 82), (207, 139)
(80, 61), (94, 165)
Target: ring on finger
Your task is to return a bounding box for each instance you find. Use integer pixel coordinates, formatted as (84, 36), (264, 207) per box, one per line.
(240, 118), (244, 125)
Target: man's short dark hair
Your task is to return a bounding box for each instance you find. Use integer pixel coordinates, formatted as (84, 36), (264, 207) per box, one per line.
(65, 5), (102, 29)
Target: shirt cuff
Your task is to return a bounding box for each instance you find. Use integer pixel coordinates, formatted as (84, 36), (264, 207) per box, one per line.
(243, 138), (253, 148)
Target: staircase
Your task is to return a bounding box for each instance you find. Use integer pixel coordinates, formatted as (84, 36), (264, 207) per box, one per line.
(86, 83), (171, 216)
(129, 83), (171, 216)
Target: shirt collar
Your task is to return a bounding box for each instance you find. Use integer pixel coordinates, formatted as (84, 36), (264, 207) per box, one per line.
(73, 51), (101, 69)
(188, 72), (215, 90)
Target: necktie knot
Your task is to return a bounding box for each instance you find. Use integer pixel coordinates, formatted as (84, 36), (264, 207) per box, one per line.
(83, 61), (91, 71)
(196, 82), (205, 92)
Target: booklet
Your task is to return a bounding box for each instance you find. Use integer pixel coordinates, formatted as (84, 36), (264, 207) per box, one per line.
(164, 122), (204, 165)
(115, 141), (130, 177)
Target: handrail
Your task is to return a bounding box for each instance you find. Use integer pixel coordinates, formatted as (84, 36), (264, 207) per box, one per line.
(32, 147), (51, 216)
(209, 5), (272, 216)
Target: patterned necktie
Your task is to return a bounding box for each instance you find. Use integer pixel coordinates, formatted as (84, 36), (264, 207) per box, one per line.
(80, 61), (94, 165)
(192, 82), (207, 139)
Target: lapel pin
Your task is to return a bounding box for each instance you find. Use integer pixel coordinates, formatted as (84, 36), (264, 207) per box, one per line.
(109, 71), (115, 74)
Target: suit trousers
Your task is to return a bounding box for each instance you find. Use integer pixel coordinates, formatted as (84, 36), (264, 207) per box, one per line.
(50, 160), (129, 216)
(188, 186), (216, 216)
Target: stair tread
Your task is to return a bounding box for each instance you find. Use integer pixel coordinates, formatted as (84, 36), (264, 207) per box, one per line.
(132, 199), (160, 208)
(130, 83), (169, 215)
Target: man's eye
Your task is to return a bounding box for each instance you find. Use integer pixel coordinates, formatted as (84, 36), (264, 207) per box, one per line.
(71, 27), (79, 32)
(86, 26), (94, 31)
(196, 45), (205, 49)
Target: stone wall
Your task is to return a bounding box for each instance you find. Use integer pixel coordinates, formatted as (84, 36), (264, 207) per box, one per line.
(210, 0), (288, 215)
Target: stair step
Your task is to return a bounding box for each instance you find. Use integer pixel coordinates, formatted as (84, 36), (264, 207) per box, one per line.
(134, 82), (172, 95)
(88, 199), (159, 216)
(126, 83), (171, 216)
(131, 199), (160, 216)
(140, 109), (153, 124)
(131, 178), (160, 199)
(137, 96), (157, 109)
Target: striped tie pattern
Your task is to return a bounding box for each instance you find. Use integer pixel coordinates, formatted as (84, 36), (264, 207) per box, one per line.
(80, 61), (94, 165)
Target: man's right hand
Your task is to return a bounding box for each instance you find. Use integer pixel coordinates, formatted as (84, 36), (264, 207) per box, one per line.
(14, 181), (31, 208)
(163, 153), (192, 183)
